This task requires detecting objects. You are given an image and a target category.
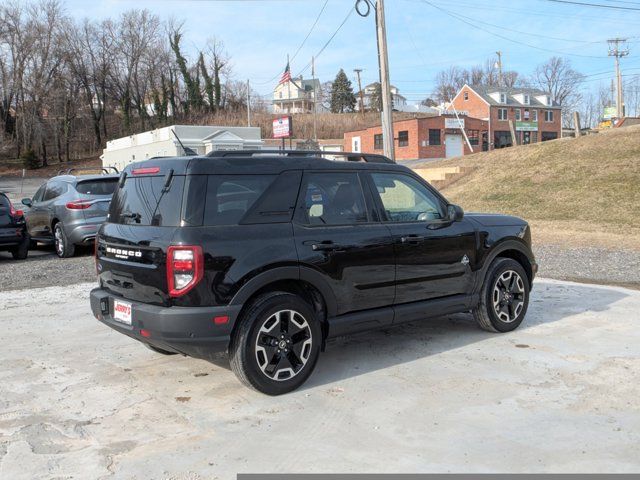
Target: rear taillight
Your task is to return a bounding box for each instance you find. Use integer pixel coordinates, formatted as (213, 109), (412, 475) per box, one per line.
(167, 246), (204, 297)
(94, 239), (99, 274)
(9, 203), (23, 218)
(66, 199), (92, 210)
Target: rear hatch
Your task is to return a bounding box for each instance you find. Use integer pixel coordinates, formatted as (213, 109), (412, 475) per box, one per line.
(97, 167), (186, 305)
(0, 194), (20, 244)
(72, 177), (119, 220)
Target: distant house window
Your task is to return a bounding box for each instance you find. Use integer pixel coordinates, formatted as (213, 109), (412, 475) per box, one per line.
(542, 132), (558, 141)
(524, 109), (530, 120)
(398, 131), (409, 147)
(279, 91), (283, 99)
(468, 129), (479, 146)
(498, 108), (508, 121)
(523, 94), (530, 105)
(545, 110), (554, 122)
(463, 91), (469, 101)
(499, 93), (507, 104)
(515, 109), (521, 121)
(545, 96), (552, 106)
(374, 134), (383, 150)
(428, 129), (441, 145)
(532, 110), (538, 122)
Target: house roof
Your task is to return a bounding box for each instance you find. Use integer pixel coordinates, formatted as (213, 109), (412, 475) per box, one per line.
(467, 85), (562, 109)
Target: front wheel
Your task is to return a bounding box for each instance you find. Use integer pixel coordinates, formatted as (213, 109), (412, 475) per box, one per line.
(54, 223), (75, 258)
(473, 258), (530, 333)
(230, 292), (322, 395)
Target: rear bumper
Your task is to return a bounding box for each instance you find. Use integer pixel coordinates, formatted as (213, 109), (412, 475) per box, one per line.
(90, 288), (242, 359)
(67, 220), (103, 245)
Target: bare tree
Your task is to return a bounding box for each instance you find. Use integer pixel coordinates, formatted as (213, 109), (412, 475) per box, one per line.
(531, 57), (585, 125)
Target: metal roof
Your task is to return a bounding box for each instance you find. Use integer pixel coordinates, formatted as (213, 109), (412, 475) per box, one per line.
(468, 85), (562, 109)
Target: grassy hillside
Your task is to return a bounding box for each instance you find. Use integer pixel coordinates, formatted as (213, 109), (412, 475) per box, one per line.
(426, 125), (640, 248)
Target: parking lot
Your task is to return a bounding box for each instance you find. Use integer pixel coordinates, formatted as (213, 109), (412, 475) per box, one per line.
(1, 278), (639, 478)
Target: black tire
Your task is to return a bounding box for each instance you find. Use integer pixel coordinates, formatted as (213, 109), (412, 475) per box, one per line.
(229, 292), (322, 395)
(473, 258), (530, 333)
(145, 343), (178, 355)
(10, 233), (30, 260)
(54, 223), (75, 258)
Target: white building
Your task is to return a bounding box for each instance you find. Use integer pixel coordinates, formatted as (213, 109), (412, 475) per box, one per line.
(102, 125), (263, 172)
(273, 76), (324, 114)
(355, 83), (408, 111)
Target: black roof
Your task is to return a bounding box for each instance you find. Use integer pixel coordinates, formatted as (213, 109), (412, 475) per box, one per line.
(123, 151), (408, 176)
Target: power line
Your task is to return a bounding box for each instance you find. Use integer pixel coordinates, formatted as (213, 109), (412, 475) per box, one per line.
(253, 0), (329, 85)
(544, 0), (640, 10)
(420, 0), (608, 59)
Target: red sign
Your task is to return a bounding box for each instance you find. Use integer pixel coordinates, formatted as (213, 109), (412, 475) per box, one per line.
(273, 116), (293, 139)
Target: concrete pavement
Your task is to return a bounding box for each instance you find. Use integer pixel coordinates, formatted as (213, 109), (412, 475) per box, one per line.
(0, 279), (639, 478)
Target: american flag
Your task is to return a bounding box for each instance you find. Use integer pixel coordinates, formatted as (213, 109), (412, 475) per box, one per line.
(279, 61), (291, 85)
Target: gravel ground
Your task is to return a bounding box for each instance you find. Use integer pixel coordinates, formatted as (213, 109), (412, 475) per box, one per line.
(1, 242), (638, 292)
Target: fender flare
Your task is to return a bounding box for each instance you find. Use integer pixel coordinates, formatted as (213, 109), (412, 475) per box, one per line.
(473, 239), (535, 294)
(229, 265), (338, 317)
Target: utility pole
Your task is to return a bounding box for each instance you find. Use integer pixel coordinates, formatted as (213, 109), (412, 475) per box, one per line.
(495, 51), (503, 87)
(312, 56), (318, 141)
(246, 79), (251, 127)
(375, 0), (395, 161)
(608, 38), (629, 119)
(354, 68), (365, 116)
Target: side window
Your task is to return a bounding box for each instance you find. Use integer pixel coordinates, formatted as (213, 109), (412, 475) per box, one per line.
(371, 172), (444, 222)
(301, 172), (368, 225)
(43, 182), (66, 201)
(32, 185), (46, 203)
(203, 175), (275, 226)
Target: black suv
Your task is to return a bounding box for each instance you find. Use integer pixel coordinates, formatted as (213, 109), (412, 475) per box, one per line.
(90, 151), (537, 395)
(0, 192), (29, 260)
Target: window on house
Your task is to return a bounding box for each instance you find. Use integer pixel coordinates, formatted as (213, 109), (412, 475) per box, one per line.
(515, 109), (521, 121)
(498, 108), (508, 121)
(524, 109), (530, 120)
(545, 110), (554, 122)
(532, 110), (538, 122)
(374, 134), (383, 150)
(499, 93), (507, 104)
(523, 94), (530, 105)
(428, 129), (441, 145)
(463, 92), (469, 101)
(398, 130), (409, 147)
(468, 129), (479, 146)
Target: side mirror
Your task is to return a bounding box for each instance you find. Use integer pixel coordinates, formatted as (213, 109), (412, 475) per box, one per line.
(447, 204), (464, 222)
(21, 198), (32, 208)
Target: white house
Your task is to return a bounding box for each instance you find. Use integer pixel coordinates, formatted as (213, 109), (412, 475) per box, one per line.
(355, 83), (408, 112)
(273, 76), (324, 114)
(101, 125), (263, 172)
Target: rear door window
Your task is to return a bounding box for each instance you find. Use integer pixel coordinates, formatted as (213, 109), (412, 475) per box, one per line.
(110, 175), (185, 226)
(76, 178), (118, 195)
(43, 181), (67, 201)
(300, 172), (368, 225)
(203, 175), (275, 226)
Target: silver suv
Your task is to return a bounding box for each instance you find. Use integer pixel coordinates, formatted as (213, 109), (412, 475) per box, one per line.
(22, 169), (119, 257)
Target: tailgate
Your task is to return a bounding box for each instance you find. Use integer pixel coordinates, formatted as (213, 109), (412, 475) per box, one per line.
(97, 224), (176, 305)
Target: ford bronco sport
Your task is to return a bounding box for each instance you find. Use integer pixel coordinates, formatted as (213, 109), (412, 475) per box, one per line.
(90, 151), (537, 395)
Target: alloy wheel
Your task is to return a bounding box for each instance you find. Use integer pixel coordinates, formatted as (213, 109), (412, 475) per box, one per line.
(54, 226), (64, 256)
(255, 309), (313, 381)
(492, 270), (525, 323)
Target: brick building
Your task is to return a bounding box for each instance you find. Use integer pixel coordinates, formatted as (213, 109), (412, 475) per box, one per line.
(450, 85), (562, 149)
(343, 114), (488, 160)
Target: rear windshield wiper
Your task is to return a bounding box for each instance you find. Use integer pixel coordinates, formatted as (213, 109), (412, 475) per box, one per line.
(121, 212), (141, 223)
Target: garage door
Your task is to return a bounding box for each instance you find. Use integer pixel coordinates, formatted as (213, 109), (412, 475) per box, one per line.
(445, 134), (463, 158)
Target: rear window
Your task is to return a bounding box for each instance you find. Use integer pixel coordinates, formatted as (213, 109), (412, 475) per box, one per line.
(76, 178), (118, 195)
(109, 175), (185, 226)
(203, 175), (275, 226)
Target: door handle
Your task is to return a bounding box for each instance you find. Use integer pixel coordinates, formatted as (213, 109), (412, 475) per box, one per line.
(400, 235), (425, 245)
(310, 241), (348, 252)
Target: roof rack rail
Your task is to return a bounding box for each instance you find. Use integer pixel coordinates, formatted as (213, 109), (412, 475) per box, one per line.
(57, 166), (119, 176)
(206, 150), (395, 164)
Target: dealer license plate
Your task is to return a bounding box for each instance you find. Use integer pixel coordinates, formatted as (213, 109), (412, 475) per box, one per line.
(113, 300), (132, 325)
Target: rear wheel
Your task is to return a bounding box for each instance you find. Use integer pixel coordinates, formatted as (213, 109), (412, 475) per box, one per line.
(54, 223), (75, 258)
(473, 258), (530, 333)
(10, 233), (29, 260)
(230, 292), (322, 395)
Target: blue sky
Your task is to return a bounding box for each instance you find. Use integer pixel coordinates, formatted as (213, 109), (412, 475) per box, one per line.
(64, 0), (640, 101)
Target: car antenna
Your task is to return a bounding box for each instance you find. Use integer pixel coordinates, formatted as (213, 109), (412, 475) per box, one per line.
(171, 129), (197, 156)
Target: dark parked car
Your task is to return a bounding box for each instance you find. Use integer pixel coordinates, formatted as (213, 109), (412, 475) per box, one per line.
(22, 169), (119, 257)
(0, 192), (29, 260)
(90, 151), (537, 395)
